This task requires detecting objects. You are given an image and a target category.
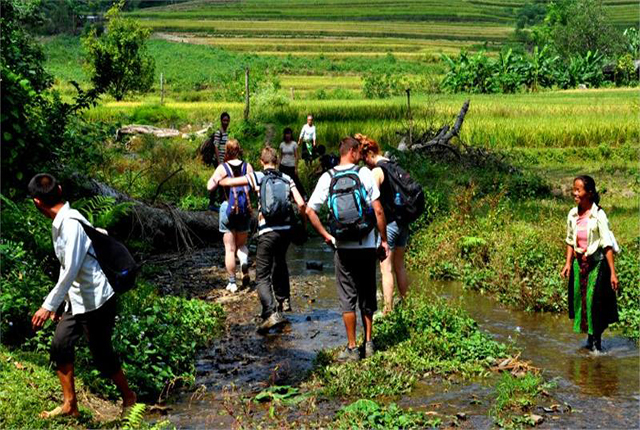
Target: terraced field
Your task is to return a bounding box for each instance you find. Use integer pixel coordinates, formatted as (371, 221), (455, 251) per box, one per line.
(128, 0), (638, 68)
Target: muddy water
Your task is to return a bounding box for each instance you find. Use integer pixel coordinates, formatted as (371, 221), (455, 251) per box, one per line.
(423, 280), (640, 429)
(166, 240), (639, 428)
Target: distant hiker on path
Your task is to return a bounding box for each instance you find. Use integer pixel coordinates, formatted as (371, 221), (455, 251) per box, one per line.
(200, 112), (231, 210)
(306, 136), (389, 362)
(220, 146), (307, 334)
(298, 114), (317, 165)
(207, 139), (254, 293)
(28, 174), (136, 418)
(279, 127), (307, 199)
(560, 175), (619, 352)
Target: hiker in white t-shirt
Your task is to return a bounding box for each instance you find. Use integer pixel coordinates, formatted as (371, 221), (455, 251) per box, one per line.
(279, 127), (306, 199)
(306, 136), (389, 363)
(298, 114), (317, 165)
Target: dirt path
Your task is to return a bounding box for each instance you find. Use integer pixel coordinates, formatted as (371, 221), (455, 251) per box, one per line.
(144, 242), (346, 427)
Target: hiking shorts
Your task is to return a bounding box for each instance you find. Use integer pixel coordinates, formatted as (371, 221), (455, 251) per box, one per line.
(219, 201), (250, 233)
(50, 297), (120, 377)
(334, 248), (377, 315)
(377, 221), (409, 250)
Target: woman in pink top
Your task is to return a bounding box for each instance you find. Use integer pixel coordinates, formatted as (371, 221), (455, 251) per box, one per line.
(560, 175), (619, 352)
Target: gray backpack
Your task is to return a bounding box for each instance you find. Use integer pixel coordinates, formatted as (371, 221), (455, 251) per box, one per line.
(259, 169), (292, 226)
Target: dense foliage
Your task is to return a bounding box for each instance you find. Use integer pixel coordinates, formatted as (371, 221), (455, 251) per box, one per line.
(0, 0), (104, 197)
(83, 1), (155, 101)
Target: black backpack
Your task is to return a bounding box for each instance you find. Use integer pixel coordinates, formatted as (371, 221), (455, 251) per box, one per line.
(259, 169), (292, 225)
(71, 218), (138, 294)
(376, 160), (425, 224)
(327, 166), (375, 241)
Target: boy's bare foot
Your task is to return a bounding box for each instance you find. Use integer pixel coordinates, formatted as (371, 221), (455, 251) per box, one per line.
(40, 404), (80, 419)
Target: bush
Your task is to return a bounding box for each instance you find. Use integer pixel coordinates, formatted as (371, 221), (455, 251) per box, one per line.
(83, 1), (155, 100)
(311, 293), (507, 398)
(335, 399), (441, 429)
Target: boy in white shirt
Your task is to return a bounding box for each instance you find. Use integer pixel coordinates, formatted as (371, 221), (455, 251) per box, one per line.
(28, 174), (136, 418)
(306, 137), (389, 362)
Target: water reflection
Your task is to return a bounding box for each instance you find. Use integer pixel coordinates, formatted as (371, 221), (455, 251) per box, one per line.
(567, 354), (620, 397)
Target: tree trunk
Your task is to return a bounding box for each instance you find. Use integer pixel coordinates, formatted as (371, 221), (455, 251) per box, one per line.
(68, 174), (223, 253)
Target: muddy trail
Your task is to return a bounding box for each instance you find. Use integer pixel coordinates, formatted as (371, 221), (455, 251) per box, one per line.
(146, 240), (639, 429)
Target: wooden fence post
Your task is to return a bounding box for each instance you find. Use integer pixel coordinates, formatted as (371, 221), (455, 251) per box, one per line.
(244, 67), (250, 121)
(406, 88), (413, 146)
(160, 72), (165, 105)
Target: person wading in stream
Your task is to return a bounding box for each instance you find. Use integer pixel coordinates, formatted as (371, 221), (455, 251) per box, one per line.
(220, 146), (307, 334)
(306, 136), (389, 362)
(356, 134), (411, 314)
(28, 174), (137, 418)
(560, 175), (619, 352)
(207, 139), (254, 293)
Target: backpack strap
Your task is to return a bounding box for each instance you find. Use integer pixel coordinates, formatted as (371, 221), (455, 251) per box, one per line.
(68, 217), (99, 261)
(222, 162), (233, 178)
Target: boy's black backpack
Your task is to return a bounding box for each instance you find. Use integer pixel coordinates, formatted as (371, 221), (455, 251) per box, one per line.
(71, 218), (138, 293)
(327, 166), (374, 241)
(260, 169), (292, 225)
(376, 160), (425, 224)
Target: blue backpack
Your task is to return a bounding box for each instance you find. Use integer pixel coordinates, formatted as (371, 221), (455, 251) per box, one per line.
(327, 166), (375, 242)
(223, 162), (252, 224)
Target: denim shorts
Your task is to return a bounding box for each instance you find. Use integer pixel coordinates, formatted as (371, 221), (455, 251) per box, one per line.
(219, 201), (251, 233)
(377, 220), (409, 250)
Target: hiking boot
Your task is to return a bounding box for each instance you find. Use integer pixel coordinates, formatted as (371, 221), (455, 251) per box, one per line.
(225, 282), (238, 293)
(364, 341), (375, 358)
(336, 346), (360, 363)
(241, 263), (250, 288)
(256, 312), (288, 335)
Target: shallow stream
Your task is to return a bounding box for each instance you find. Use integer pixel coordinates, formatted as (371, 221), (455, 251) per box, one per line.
(165, 239), (639, 428)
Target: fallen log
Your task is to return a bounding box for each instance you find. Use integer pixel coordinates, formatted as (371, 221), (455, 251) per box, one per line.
(116, 124), (212, 140)
(398, 100), (470, 157)
(69, 173), (221, 252)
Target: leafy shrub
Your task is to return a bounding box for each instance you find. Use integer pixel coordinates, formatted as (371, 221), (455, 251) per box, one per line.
(335, 399), (441, 429)
(83, 1), (155, 100)
(311, 293), (507, 397)
(0, 240), (53, 345)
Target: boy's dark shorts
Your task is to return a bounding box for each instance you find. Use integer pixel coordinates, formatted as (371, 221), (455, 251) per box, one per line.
(334, 248), (377, 315)
(50, 297), (120, 377)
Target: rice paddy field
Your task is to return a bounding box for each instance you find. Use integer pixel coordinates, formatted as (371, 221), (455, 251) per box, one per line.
(126, 0), (638, 60)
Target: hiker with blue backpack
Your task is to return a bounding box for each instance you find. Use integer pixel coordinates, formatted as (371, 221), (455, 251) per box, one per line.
(306, 136), (389, 362)
(207, 139), (254, 293)
(356, 134), (425, 314)
(219, 146), (307, 334)
(28, 174), (137, 419)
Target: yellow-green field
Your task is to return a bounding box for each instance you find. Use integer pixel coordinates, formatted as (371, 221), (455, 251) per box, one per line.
(84, 88), (639, 151)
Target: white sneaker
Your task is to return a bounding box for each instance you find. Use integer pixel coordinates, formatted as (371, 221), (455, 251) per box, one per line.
(225, 282), (238, 293)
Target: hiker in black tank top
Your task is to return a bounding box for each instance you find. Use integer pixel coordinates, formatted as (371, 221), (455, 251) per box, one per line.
(356, 134), (410, 315)
(207, 139), (254, 293)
